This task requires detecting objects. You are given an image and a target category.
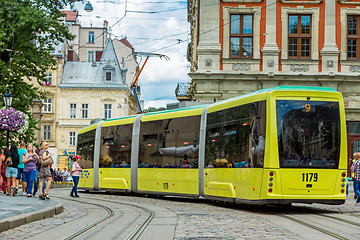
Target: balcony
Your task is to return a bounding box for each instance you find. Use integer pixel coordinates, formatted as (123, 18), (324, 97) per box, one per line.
(175, 82), (191, 101)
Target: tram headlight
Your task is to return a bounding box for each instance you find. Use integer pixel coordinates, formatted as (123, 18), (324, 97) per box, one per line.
(269, 183), (273, 188)
(341, 184), (345, 188)
(269, 177), (273, 182)
(341, 178), (346, 183)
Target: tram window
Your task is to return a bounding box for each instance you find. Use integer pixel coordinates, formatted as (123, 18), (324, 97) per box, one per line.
(205, 101), (266, 168)
(139, 115), (201, 168)
(277, 100), (340, 169)
(100, 124), (133, 168)
(77, 129), (96, 169)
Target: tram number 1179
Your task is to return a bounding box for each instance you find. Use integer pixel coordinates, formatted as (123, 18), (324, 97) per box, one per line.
(302, 173), (318, 182)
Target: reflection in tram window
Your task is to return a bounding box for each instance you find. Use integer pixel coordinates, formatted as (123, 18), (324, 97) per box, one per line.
(205, 101), (266, 168)
(77, 129), (95, 168)
(277, 100), (340, 169)
(100, 124), (133, 168)
(139, 115), (201, 168)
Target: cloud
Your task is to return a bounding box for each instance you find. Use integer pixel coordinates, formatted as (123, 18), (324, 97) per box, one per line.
(72, 0), (189, 108)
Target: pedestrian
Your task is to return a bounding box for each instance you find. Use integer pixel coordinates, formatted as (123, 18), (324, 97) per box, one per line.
(33, 144), (41, 196)
(62, 168), (69, 182)
(0, 147), (10, 194)
(38, 142), (53, 200)
(22, 144), (39, 197)
(70, 155), (82, 197)
(17, 142), (27, 196)
(351, 152), (360, 205)
(5, 145), (20, 196)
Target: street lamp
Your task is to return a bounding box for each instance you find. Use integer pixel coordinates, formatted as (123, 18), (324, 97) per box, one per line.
(3, 87), (13, 107)
(3, 87), (13, 147)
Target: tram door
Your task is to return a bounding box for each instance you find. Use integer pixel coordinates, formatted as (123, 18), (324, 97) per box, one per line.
(347, 121), (360, 176)
(347, 137), (360, 175)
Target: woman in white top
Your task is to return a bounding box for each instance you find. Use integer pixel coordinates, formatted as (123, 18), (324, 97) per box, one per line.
(70, 155), (82, 197)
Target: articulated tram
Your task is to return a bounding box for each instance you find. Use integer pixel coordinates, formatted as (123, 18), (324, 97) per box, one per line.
(76, 86), (347, 205)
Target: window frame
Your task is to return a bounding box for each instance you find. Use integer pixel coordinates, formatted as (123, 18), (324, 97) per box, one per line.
(43, 98), (52, 113)
(104, 104), (112, 119)
(106, 71), (111, 81)
(88, 31), (95, 43)
(88, 51), (94, 62)
(69, 132), (76, 146)
(229, 14), (254, 58)
(288, 14), (312, 59)
(70, 103), (76, 119)
(43, 125), (51, 141)
(347, 15), (360, 60)
(44, 72), (52, 86)
(82, 104), (89, 119)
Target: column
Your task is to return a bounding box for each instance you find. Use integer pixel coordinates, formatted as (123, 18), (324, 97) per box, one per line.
(197, 0), (222, 71)
(320, 0), (340, 73)
(262, 0), (280, 73)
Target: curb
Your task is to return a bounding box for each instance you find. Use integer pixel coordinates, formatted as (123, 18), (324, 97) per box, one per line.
(0, 200), (64, 233)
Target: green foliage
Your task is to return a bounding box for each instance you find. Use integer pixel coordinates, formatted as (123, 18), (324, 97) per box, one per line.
(0, 0), (74, 146)
(143, 107), (166, 113)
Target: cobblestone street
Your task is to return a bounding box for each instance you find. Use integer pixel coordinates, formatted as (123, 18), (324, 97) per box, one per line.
(1, 189), (359, 239)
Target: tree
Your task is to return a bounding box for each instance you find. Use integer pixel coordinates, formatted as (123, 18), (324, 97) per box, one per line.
(143, 107), (166, 113)
(0, 0), (74, 146)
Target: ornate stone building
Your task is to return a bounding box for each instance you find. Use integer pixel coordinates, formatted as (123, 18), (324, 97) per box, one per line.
(34, 12), (139, 169)
(187, 0), (360, 161)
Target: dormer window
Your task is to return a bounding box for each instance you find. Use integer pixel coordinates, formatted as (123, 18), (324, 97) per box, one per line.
(103, 64), (115, 82)
(106, 72), (111, 81)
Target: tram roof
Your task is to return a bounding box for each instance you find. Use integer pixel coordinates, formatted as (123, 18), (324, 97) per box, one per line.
(78, 86), (338, 133)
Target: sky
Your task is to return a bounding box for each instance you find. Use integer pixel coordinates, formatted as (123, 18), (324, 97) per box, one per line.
(72, 0), (190, 109)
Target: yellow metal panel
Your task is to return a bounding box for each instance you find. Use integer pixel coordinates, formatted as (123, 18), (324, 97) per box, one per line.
(78, 169), (94, 189)
(138, 169), (199, 195)
(264, 169), (346, 200)
(204, 169), (263, 199)
(78, 124), (98, 135)
(207, 93), (267, 113)
(102, 117), (136, 127)
(99, 168), (131, 190)
(141, 108), (203, 122)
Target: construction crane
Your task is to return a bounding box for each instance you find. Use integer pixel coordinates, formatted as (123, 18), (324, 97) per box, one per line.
(131, 52), (170, 113)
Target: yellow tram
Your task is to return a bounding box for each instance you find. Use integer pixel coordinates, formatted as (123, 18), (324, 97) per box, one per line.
(76, 86), (347, 205)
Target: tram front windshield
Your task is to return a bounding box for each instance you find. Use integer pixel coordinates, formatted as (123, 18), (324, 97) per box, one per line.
(276, 100), (340, 169)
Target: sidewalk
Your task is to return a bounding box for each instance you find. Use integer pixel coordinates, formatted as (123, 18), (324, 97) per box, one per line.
(0, 192), (63, 232)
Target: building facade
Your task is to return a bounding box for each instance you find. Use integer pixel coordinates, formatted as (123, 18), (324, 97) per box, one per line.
(187, 0), (360, 163)
(34, 12), (139, 169)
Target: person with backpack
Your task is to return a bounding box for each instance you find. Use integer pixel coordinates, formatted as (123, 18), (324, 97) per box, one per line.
(5, 145), (20, 196)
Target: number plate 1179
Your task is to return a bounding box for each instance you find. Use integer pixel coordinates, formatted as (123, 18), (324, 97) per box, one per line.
(302, 173), (318, 182)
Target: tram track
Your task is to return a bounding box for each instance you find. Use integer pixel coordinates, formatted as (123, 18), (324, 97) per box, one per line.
(53, 193), (154, 240)
(277, 207), (360, 240)
(77, 195), (155, 240)
(280, 214), (349, 240)
(289, 206), (360, 228)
